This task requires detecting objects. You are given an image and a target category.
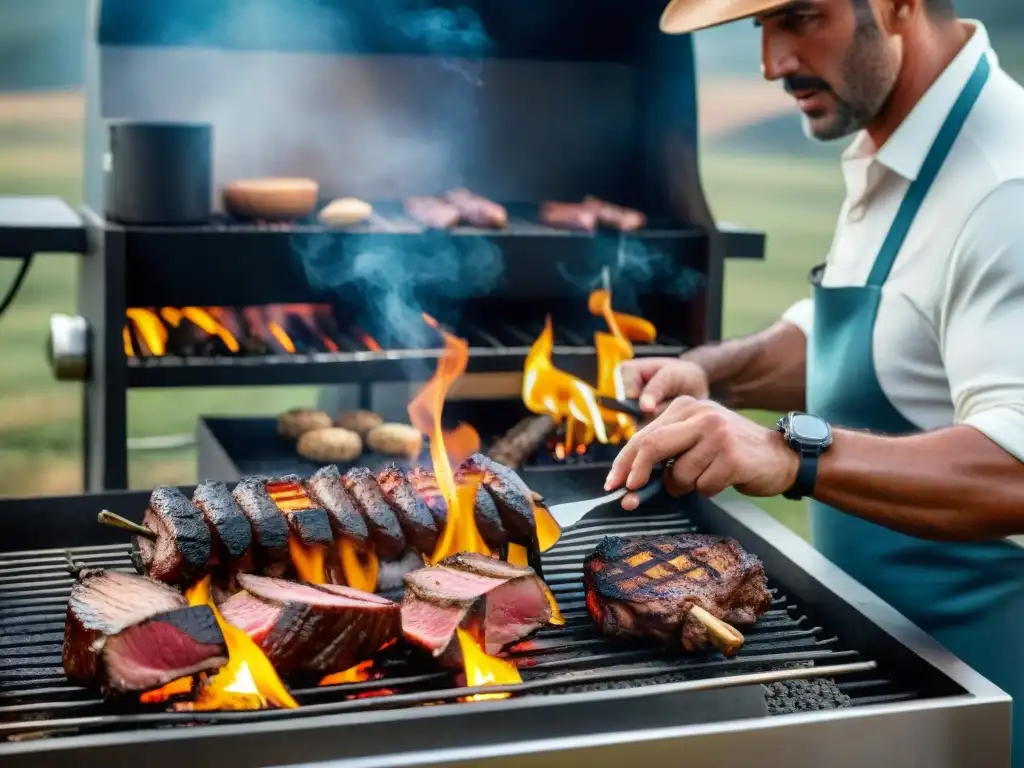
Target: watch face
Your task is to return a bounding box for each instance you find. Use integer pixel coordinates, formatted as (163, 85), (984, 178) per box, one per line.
(791, 414), (830, 442)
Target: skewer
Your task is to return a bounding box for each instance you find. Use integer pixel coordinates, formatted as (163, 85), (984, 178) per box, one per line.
(689, 605), (745, 657)
(97, 510), (156, 540)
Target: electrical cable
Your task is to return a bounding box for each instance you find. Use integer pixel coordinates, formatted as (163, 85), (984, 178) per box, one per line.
(0, 254), (34, 319)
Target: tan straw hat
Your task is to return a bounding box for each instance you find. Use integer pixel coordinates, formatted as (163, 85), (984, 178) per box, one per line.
(660, 0), (793, 34)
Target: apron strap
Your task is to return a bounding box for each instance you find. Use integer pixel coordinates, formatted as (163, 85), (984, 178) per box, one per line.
(866, 54), (991, 288)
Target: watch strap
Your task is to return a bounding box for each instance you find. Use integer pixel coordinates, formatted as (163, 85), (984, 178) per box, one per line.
(783, 453), (818, 501)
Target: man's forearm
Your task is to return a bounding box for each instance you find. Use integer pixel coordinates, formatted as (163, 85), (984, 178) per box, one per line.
(682, 321), (807, 411)
(816, 426), (1024, 541)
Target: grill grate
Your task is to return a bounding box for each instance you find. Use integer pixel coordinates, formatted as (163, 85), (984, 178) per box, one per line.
(0, 511), (916, 743)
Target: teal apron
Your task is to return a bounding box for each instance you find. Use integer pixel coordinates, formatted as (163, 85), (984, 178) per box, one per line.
(808, 53), (1024, 764)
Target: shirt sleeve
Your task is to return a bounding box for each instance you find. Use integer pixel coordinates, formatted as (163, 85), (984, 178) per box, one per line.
(781, 297), (814, 338)
(940, 180), (1024, 462)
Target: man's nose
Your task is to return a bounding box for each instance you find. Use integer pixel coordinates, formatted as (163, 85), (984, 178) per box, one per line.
(761, 29), (800, 81)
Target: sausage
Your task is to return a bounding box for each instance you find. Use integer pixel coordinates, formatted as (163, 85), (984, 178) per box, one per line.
(582, 195), (646, 232)
(444, 188), (508, 229)
(405, 196), (461, 229)
(539, 202), (598, 232)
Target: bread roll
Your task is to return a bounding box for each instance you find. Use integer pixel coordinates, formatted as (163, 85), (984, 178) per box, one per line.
(277, 408), (333, 440)
(334, 409), (384, 436)
(296, 428), (363, 464)
(366, 423), (423, 460)
(223, 177), (319, 221)
(319, 197), (373, 226)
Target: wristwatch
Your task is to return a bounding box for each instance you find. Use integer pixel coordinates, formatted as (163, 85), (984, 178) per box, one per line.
(776, 412), (832, 500)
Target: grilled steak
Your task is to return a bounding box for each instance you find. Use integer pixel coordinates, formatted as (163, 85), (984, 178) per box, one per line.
(444, 188), (508, 228)
(343, 467), (406, 559)
(232, 476), (291, 577)
(376, 464), (438, 554)
(133, 486), (212, 587)
(583, 534), (771, 653)
(407, 466), (507, 548)
(264, 475), (334, 548)
(401, 553), (552, 665)
(63, 570), (227, 695)
(305, 465), (370, 545)
(539, 201), (598, 232)
(192, 480), (254, 581)
(458, 454), (536, 546)
(405, 196), (461, 229)
(219, 573), (400, 675)
(581, 195), (646, 232)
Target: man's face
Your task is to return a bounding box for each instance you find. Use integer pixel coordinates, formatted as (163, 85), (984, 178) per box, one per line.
(756, 0), (901, 141)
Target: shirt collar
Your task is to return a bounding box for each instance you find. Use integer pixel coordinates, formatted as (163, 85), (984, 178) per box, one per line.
(842, 20), (994, 181)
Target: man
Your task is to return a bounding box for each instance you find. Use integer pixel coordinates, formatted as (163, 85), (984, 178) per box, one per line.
(606, 0), (1024, 760)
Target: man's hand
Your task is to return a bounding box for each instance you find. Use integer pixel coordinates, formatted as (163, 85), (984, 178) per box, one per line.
(604, 397), (799, 509)
(619, 358), (710, 414)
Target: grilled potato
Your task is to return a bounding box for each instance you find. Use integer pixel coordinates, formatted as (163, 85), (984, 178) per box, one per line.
(366, 423), (423, 460)
(334, 409), (384, 437)
(296, 427), (363, 464)
(277, 408), (333, 440)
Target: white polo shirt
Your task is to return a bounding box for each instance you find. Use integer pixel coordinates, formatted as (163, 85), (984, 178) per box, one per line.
(783, 21), (1024, 472)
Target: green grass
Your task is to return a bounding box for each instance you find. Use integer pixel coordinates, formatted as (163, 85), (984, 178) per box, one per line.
(0, 95), (848, 541)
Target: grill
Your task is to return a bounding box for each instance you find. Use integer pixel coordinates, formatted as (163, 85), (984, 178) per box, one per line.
(0, 471), (1011, 767)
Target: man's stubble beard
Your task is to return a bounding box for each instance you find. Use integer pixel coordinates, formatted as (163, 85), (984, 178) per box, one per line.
(802, 20), (901, 142)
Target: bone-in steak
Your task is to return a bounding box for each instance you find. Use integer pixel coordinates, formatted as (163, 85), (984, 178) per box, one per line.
(219, 573), (400, 675)
(63, 570), (227, 695)
(584, 534), (771, 653)
(401, 553), (553, 665)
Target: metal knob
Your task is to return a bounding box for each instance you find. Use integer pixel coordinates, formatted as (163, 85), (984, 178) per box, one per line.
(48, 314), (89, 381)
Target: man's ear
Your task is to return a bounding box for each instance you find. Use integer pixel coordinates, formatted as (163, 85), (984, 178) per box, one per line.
(883, 0), (921, 32)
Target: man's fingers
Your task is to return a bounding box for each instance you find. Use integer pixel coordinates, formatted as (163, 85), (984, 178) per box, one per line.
(637, 366), (679, 413)
(664, 439), (717, 497)
(694, 457), (735, 498)
(620, 358), (674, 400)
(606, 397), (707, 491)
(625, 420), (703, 491)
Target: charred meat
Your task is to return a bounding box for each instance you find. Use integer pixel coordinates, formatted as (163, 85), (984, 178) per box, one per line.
(458, 454), (536, 546)
(219, 573), (400, 675)
(407, 466), (507, 549)
(192, 480), (254, 580)
(63, 570), (227, 695)
(264, 475), (334, 548)
(305, 464), (371, 545)
(133, 486), (212, 587)
(232, 476), (292, 577)
(401, 553), (553, 665)
(376, 463), (438, 554)
(584, 534), (771, 655)
(342, 467), (406, 559)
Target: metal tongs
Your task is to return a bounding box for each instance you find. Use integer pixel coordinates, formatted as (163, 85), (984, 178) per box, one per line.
(544, 461), (671, 530)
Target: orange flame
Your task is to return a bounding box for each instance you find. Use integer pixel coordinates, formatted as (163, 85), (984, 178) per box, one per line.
(587, 289), (657, 344)
(318, 660), (374, 687)
(456, 628), (522, 700)
(352, 326), (382, 352)
(125, 309), (167, 357)
(408, 316), (490, 565)
(268, 322), (297, 354)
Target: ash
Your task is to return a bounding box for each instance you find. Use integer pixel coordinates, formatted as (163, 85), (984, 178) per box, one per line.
(762, 678), (851, 715)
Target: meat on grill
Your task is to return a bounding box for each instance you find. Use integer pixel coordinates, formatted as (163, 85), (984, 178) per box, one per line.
(232, 476), (292, 578)
(376, 464), (438, 554)
(539, 201), (598, 232)
(132, 486), (212, 587)
(191, 480), (255, 583)
(401, 553), (553, 666)
(63, 569), (227, 695)
(486, 415), (557, 470)
(219, 573), (400, 675)
(124, 459), (543, 592)
(443, 188), (508, 229)
(407, 466), (507, 549)
(583, 534), (771, 655)
(457, 454), (537, 546)
(405, 196), (461, 229)
(305, 464), (371, 545)
(343, 467), (407, 559)
(581, 195), (646, 232)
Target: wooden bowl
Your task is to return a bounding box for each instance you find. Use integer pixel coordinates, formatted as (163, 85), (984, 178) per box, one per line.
(222, 177), (319, 221)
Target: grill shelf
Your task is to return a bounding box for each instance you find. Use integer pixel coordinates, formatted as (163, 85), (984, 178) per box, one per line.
(0, 510), (914, 743)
